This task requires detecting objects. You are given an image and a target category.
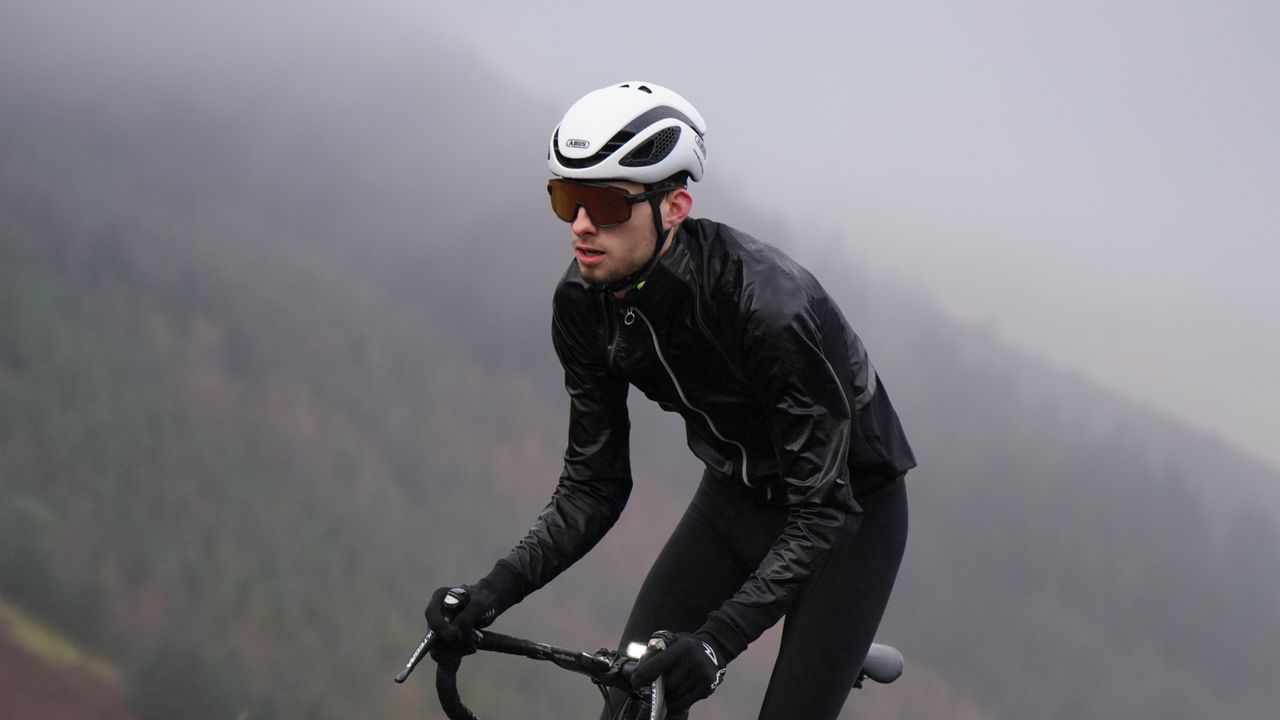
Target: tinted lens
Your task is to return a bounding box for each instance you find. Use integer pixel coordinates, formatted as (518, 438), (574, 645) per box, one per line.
(547, 180), (633, 227)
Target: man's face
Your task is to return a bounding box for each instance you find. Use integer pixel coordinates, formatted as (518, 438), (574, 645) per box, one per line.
(567, 180), (663, 287)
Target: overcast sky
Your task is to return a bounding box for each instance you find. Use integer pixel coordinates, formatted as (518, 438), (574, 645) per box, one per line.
(418, 0), (1280, 469)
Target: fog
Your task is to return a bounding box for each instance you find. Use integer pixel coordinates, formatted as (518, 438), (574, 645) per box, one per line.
(4, 2), (1279, 717)
(422, 0), (1280, 470)
(10, 0), (1274, 467)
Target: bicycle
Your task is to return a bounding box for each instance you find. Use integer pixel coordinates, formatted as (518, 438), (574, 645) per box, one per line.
(396, 588), (905, 720)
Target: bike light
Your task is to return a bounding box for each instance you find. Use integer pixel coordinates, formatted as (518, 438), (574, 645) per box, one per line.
(626, 641), (649, 659)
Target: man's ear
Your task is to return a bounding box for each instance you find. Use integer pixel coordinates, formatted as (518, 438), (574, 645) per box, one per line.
(665, 187), (693, 230)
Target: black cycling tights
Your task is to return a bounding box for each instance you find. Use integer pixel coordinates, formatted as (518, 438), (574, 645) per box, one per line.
(602, 474), (908, 720)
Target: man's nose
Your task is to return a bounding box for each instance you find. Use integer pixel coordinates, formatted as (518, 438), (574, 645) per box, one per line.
(571, 206), (597, 235)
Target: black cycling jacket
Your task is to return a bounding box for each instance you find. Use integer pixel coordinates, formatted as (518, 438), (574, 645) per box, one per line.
(489, 217), (916, 659)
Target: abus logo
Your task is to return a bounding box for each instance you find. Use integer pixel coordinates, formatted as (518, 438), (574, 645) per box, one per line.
(566, 138), (591, 149)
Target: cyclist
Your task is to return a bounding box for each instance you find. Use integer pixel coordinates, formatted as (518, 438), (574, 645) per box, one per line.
(426, 81), (915, 719)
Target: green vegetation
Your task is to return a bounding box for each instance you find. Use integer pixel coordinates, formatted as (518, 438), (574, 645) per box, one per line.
(0, 117), (477, 718)
(0, 595), (120, 684)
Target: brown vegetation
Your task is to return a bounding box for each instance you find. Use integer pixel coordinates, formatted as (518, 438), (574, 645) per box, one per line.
(0, 629), (135, 720)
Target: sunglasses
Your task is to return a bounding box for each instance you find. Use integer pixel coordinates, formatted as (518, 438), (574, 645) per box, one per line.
(547, 179), (672, 228)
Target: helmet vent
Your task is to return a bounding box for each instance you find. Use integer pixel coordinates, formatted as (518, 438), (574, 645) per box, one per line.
(620, 126), (681, 167)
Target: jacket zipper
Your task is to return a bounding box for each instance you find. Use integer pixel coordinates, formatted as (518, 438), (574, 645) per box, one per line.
(628, 306), (754, 488)
(602, 294), (622, 367)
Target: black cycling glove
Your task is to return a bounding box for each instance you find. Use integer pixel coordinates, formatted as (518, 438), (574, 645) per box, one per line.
(631, 631), (728, 713)
(424, 563), (527, 657)
(423, 582), (502, 657)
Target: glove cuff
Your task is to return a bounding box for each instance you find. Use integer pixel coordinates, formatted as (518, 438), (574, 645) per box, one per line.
(695, 611), (748, 666)
(478, 562), (526, 614)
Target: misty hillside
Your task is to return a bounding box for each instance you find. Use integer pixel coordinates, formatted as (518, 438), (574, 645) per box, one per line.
(2, 7), (1278, 720)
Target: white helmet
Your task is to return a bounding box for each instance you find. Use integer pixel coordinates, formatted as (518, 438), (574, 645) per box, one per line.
(548, 81), (707, 184)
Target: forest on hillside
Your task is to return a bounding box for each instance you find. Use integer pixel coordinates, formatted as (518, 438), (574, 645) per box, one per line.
(2, 9), (1278, 720)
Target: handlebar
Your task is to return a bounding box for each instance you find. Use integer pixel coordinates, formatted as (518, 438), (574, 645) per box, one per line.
(396, 589), (666, 720)
(399, 589), (901, 718)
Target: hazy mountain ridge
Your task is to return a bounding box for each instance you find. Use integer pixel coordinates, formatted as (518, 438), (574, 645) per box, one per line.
(2, 8), (1277, 719)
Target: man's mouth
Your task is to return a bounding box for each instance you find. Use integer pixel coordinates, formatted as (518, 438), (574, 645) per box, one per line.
(575, 246), (606, 266)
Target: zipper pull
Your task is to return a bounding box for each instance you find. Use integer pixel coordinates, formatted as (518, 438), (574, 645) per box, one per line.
(623, 308), (636, 326)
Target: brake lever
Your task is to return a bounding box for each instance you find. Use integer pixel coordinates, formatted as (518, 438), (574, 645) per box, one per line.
(395, 588), (470, 683)
(648, 675), (666, 720)
(394, 628), (436, 683)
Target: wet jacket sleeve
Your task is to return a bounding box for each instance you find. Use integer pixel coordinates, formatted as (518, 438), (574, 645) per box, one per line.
(698, 270), (858, 662)
(486, 293), (633, 605)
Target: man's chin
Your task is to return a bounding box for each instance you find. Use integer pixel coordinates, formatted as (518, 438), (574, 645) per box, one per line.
(578, 258), (644, 290)
(578, 263), (617, 286)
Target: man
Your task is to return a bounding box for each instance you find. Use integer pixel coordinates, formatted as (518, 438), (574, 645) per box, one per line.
(426, 81), (915, 719)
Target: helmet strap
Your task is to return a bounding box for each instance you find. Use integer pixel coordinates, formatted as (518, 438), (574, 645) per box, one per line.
(599, 185), (673, 294)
